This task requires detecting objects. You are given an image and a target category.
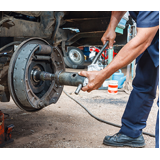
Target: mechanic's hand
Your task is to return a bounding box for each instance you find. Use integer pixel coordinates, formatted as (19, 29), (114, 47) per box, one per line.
(101, 28), (116, 49)
(78, 70), (105, 92)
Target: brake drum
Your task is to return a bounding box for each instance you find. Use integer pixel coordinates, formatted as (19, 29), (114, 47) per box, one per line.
(8, 38), (65, 112)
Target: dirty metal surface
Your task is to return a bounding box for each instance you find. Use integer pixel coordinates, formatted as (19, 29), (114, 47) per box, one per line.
(8, 38), (65, 112)
(0, 18), (49, 38)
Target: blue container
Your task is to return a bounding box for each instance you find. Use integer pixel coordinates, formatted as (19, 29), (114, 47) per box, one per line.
(83, 47), (90, 57)
(112, 69), (126, 89)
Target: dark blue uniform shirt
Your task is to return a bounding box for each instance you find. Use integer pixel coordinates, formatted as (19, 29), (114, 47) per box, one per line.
(129, 11), (159, 67)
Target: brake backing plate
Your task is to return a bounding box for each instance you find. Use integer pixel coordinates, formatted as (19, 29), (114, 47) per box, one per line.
(8, 38), (65, 112)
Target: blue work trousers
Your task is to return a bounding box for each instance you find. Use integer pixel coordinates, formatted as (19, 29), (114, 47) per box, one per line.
(119, 50), (159, 148)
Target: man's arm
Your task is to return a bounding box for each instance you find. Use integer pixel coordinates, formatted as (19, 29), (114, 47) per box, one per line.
(79, 26), (159, 92)
(101, 11), (126, 48)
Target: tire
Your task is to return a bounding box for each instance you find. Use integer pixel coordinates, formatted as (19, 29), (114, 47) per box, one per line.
(64, 47), (85, 69)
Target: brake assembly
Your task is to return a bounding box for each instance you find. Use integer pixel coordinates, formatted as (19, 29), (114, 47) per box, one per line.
(8, 38), (85, 112)
(8, 38), (65, 112)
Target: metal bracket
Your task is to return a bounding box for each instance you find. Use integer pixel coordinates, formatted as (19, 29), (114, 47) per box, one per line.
(52, 12), (64, 45)
(61, 41), (68, 57)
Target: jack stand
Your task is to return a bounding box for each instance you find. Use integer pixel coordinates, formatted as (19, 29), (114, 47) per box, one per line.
(0, 110), (14, 148)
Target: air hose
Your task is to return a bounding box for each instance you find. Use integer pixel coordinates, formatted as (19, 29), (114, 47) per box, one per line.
(63, 90), (155, 138)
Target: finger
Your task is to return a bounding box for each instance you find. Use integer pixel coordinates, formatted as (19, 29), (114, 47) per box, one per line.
(102, 40), (106, 45)
(82, 82), (94, 92)
(101, 37), (107, 45)
(87, 89), (93, 93)
(109, 39), (114, 49)
(87, 85), (99, 92)
(78, 71), (87, 77)
(83, 86), (93, 93)
(81, 85), (89, 92)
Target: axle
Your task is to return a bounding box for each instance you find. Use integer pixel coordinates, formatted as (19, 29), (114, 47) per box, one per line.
(31, 70), (85, 94)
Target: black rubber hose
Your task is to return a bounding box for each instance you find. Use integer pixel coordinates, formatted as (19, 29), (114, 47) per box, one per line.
(63, 90), (155, 138)
(0, 41), (21, 52)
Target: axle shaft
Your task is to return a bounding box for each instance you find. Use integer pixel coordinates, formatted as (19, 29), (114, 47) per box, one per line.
(31, 70), (85, 94)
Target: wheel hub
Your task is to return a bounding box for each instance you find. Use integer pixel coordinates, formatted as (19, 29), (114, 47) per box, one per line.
(8, 38), (65, 112)
(69, 49), (82, 63)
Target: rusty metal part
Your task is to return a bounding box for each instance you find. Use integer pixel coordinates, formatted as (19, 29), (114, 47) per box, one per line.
(8, 38), (65, 112)
(40, 11), (55, 36)
(32, 70), (55, 82)
(32, 70), (85, 95)
(0, 11), (127, 47)
(0, 11), (55, 39)
(52, 12), (65, 45)
(0, 85), (4, 91)
(0, 12), (56, 38)
(58, 72), (85, 87)
(0, 61), (10, 102)
(33, 55), (51, 61)
(13, 11), (42, 17)
(32, 70), (85, 87)
(35, 44), (52, 54)
(0, 17), (49, 38)
(0, 65), (9, 79)
(0, 16), (15, 27)
(0, 11), (113, 46)
(0, 85), (4, 101)
(0, 74), (10, 102)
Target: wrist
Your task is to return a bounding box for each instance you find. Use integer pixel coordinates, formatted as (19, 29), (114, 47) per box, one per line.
(108, 23), (117, 31)
(99, 69), (109, 81)
(108, 23), (116, 32)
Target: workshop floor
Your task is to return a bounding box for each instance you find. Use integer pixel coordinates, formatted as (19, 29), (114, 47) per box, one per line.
(1, 67), (158, 148)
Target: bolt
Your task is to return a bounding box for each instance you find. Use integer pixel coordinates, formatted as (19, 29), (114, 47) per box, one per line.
(39, 102), (44, 107)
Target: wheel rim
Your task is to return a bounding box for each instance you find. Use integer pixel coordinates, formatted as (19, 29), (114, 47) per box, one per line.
(69, 49), (82, 64)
